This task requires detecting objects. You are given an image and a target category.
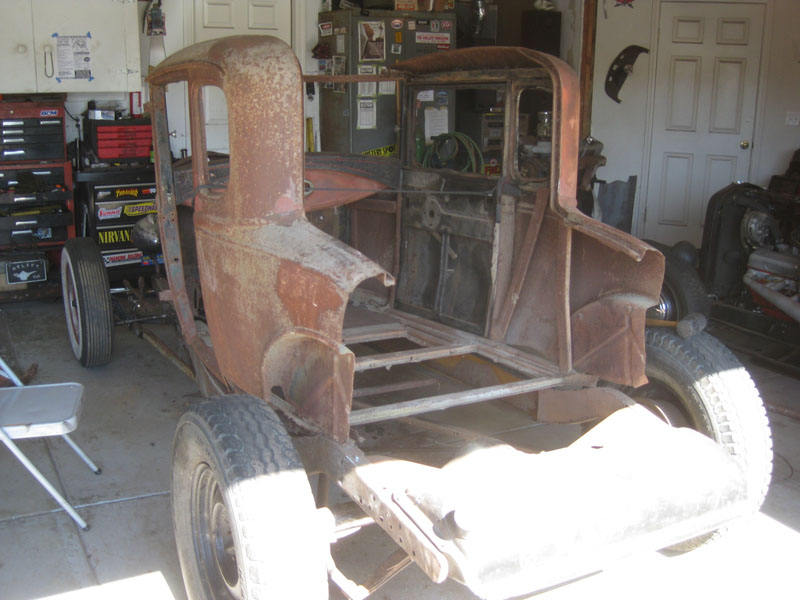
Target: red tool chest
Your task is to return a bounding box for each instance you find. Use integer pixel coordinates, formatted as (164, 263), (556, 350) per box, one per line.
(0, 100), (74, 298)
(85, 118), (152, 161)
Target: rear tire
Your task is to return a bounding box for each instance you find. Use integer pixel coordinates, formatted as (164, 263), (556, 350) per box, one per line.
(171, 395), (329, 600)
(60, 238), (113, 367)
(639, 329), (772, 551)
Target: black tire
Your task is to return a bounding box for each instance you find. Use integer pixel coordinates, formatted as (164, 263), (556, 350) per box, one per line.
(61, 238), (113, 367)
(172, 395), (329, 600)
(649, 254), (710, 321)
(638, 328), (772, 551)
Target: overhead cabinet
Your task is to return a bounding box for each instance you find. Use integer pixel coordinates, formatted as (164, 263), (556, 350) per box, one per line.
(0, 0), (141, 94)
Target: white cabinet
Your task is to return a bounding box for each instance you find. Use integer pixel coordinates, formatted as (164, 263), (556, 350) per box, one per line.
(0, 0), (141, 94)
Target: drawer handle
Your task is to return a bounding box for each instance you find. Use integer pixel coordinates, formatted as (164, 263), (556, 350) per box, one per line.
(15, 220), (37, 227)
(2, 121), (23, 127)
(39, 120), (61, 125)
(13, 196), (36, 202)
(3, 150), (25, 156)
(2, 130), (23, 135)
(32, 170), (53, 175)
(3, 138), (24, 143)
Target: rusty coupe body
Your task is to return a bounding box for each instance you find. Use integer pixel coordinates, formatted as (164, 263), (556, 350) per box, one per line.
(60, 36), (771, 600)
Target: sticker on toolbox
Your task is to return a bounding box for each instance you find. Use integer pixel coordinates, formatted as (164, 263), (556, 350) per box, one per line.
(96, 200), (158, 220)
(40, 110), (59, 117)
(95, 185), (156, 201)
(123, 202), (157, 217)
(97, 226), (133, 246)
(102, 250), (143, 267)
(6, 258), (46, 284)
(98, 206), (123, 220)
(141, 254), (164, 267)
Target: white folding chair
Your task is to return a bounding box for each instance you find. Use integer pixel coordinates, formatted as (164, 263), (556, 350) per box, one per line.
(0, 356), (100, 530)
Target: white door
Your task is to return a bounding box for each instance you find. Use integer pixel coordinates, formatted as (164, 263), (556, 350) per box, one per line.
(193, 0), (292, 153)
(643, 1), (764, 246)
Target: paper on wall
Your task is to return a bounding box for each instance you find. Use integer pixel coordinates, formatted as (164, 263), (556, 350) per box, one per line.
(378, 80), (396, 95)
(357, 99), (377, 129)
(358, 65), (377, 97)
(56, 34), (93, 80)
(424, 107), (449, 142)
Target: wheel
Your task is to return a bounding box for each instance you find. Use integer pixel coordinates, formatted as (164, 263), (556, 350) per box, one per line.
(172, 394), (329, 600)
(649, 254), (710, 321)
(637, 328), (773, 551)
(60, 238), (113, 367)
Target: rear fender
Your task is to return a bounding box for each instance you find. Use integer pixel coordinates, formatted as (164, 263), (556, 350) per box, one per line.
(261, 329), (354, 443)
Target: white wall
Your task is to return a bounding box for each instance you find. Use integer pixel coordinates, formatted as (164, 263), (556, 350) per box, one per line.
(752, 0), (800, 185)
(590, 0), (800, 238)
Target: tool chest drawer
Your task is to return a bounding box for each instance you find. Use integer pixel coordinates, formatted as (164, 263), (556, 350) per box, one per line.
(0, 103), (66, 163)
(2, 118), (64, 139)
(0, 208), (72, 245)
(0, 163), (72, 207)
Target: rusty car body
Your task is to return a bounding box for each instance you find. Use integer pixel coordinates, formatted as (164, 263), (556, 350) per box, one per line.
(136, 37), (759, 599)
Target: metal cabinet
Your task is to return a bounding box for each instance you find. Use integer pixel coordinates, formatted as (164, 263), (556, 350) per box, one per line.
(0, 0), (141, 94)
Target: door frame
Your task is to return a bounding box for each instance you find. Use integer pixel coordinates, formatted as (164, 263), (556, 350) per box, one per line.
(634, 0), (773, 240)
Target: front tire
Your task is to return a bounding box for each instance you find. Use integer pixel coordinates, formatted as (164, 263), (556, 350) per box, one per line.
(171, 395), (329, 600)
(60, 238), (113, 367)
(638, 329), (773, 550)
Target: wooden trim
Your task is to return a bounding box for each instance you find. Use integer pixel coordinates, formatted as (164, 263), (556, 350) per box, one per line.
(579, 0), (599, 139)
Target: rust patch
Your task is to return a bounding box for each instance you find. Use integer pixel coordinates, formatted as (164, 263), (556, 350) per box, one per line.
(277, 261), (346, 331)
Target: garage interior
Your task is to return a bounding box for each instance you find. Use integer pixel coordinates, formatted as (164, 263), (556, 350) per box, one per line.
(1, 1), (799, 600)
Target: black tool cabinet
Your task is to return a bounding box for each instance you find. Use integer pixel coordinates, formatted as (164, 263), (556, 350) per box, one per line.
(75, 166), (160, 283)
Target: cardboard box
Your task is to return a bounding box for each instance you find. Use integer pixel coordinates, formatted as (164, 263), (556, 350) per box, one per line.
(395, 0), (418, 9)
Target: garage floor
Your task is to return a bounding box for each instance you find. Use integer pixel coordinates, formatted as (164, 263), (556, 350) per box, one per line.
(1, 300), (798, 600)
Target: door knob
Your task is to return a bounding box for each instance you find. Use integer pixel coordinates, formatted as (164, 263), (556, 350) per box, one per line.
(740, 140), (750, 149)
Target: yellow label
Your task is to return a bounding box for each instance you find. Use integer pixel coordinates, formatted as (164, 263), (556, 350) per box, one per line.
(97, 229), (132, 245)
(123, 202), (157, 217)
(362, 144), (397, 157)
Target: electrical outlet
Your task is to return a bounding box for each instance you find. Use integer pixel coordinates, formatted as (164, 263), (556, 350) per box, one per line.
(786, 111), (800, 126)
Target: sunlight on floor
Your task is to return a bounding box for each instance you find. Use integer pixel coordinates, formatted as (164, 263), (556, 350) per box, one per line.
(35, 572), (177, 600)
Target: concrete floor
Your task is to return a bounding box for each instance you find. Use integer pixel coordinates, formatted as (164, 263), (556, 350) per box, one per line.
(0, 300), (799, 600)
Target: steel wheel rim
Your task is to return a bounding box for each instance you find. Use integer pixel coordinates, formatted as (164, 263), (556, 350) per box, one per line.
(192, 463), (240, 598)
(631, 378), (695, 429)
(648, 282), (679, 321)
